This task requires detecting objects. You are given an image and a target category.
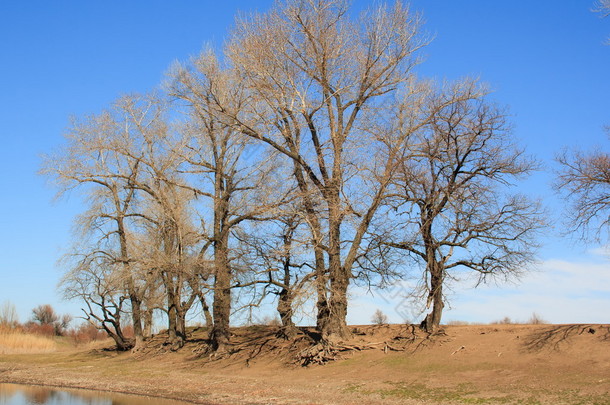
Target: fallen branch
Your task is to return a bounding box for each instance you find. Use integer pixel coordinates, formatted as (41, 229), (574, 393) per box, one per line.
(451, 345), (465, 355)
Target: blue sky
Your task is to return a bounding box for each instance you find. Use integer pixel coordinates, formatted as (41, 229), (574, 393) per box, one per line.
(1, 1), (609, 325)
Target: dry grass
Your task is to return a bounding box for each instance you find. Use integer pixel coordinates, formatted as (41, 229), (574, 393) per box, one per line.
(0, 327), (57, 354)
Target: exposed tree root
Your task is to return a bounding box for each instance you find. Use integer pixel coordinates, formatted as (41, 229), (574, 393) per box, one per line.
(295, 339), (409, 366)
(132, 324), (444, 366)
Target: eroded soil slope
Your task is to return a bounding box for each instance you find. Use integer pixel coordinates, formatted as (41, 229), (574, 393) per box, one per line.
(1, 324), (608, 404)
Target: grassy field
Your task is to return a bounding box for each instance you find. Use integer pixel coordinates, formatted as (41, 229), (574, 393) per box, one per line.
(0, 324), (609, 404)
(0, 327), (57, 354)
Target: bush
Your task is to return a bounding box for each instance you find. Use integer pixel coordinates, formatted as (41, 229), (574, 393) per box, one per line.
(527, 312), (547, 325)
(30, 304), (72, 336)
(371, 309), (388, 325)
(492, 316), (514, 325)
(68, 322), (107, 344)
(22, 322), (55, 337)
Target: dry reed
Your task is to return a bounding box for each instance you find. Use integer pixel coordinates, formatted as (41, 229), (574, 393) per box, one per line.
(0, 327), (57, 354)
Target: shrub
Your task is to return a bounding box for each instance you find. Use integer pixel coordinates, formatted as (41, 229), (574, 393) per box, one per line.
(30, 304), (72, 336)
(492, 316), (514, 325)
(68, 322), (107, 344)
(527, 312), (547, 325)
(371, 309), (389, 325)
(23, 321), (55, 337)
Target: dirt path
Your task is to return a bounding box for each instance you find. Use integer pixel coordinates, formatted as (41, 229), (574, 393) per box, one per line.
(1, 324), (609, 404)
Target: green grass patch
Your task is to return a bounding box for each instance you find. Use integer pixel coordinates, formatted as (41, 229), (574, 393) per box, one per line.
(345, 381), (610, 405)
(345, 381), (537, 404)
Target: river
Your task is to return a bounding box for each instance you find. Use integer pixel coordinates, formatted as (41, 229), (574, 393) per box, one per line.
(0, 383), (192, 404)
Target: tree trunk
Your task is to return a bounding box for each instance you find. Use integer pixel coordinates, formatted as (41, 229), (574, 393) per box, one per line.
(102, 321), (133, 351)
(199, 292), (213, 328)
(289, 156), (331, 337)
(277, 288), (297, 339)
(163, 268), (185, 348)
(142, 308), (153, 339)
(315, 262), (330, 334)
(117, 217), (144, 350)
(319, 203), (351, 342)
(276, 221), (299, 339)
(129, 292), (145, 349)
(176, 304), (187, 342)
(324, 269), (350, 341)
(167, 295), (178, 342)
(211, 232), (231, 351)
(421, 261), (444, 333)
(92, 305), (133, 351)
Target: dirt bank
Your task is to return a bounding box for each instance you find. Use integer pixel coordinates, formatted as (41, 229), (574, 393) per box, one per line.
(1, 324), (608, 404)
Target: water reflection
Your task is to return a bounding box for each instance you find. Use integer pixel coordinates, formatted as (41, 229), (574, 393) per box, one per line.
(0, 383), (190, 405)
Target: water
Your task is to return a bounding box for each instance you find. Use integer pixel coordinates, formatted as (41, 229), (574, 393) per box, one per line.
(0, 383), (191, 405)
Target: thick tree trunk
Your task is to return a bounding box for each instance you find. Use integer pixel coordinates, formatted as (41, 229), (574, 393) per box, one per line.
(319, 203), (351, 342)
(277, 288), (297, 339)
(142, 308), (153, 339)
(93, 306), (133, 351)
(324, 268), (350, 341)
(421, 262), (444, 333)
(176, 305), (187, 341)
(314, 254), (329, 333)
(103, 321), (133, 351)
(167, 292), (185, 348)
(211, 281), (230, 350)
(129, 292), (144, 349)
(211, 232), (231, 351)
(117, 217), (144, 350)
(108, 333), (132, 351)
(167, 297), (178, 341)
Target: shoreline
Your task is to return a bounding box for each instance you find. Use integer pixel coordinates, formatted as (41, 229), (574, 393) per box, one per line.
(1, 324), (609, 405)
(0, 380), (204, 404)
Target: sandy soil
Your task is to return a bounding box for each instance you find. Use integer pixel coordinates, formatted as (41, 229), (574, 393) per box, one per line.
(1, 324), (609, 404)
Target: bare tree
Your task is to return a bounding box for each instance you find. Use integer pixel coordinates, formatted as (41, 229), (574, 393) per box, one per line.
(85, 93), (210, 349)
(61, 251), (134, 350)
(42, 94), (169, 349)
(264, 214), (310, 339)
(556, 3), (610, 239)
(0, 301), (19, 327)
(32, 304), (59, 325)
(236, 211), (316, 339)
(371, 309), (388, 325)
(31, 304), (72, 336)
(387, 81), (544, 333)
(41, 0), (547, 353)
(192, 0), (428, 342)
(554, 3), (610, 241)
(169, 59), (290, 351)
(555, 145), (610, 241)
(136, 187), (202, 348)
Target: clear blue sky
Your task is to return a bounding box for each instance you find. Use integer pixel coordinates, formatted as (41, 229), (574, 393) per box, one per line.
(1, 1), (609, 325)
